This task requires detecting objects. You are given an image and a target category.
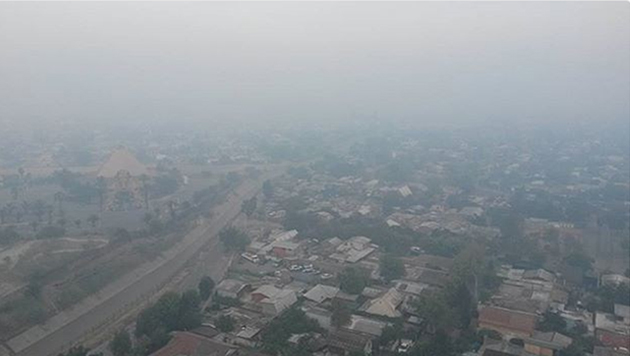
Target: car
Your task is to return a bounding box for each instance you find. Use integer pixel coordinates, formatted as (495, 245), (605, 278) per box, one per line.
(397, 340), (413, 353)
(320, 273), (333, 280)
(289, 265), (303, 271)
(303, 267), (315, 273)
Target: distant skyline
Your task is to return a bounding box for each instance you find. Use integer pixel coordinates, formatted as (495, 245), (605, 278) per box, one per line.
(0, 2), (628, 130)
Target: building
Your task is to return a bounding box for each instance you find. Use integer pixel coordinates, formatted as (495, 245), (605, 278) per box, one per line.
(149, 331), (238, 356)
(361, 288), (404, 318)
(303, 284), (340, 304)
(523, 331), (572, 356)
(478, 306), (538, 338)
(330, 236), (376, 264)
(327, 329), (373, 356)
(216, 279), (249, 299)
(249, 285), (297, 316)
(595, 312), (630, 349)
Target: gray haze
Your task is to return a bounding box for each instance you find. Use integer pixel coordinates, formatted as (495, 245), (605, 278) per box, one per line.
(0, 2), (628, 129)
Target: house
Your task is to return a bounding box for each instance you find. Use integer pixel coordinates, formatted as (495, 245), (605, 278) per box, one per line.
(216, 279), (249, 299)
(361, 288), (404, 318)
(614, 304), (630, 324)
(304, 284), (340, 304)
(330, 236), (376, 264)
(344, 315), (388, 337)
(249, 285), (297, 316)
(478, 306), (538, 338)
(601, 274), (630, 287)
(523, 331), (572, 356)
(595, 312), (630, 349)
(149, 331), (238, 356)
(522, 269), (555, 283)
(302, 305), (333, 329)
(212, 308), (270, 348)
(327, 329), (373, 355)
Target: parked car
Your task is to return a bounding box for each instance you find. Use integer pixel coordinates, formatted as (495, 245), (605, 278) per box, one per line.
(320, 273), (333, 280)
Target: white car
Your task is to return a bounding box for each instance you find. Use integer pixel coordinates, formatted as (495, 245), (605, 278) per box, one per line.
(320, 273), (333, 280)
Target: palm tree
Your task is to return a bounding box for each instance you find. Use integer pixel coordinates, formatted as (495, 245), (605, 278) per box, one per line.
(96, 177), (107, 211)
(54, 191), (65, 215)
(5, 203), (16, 223)
(30, 220), (39, 233)
(21, 200), (30, 218)
(46, 205), (54, 225)
(139, 174), (150, 210)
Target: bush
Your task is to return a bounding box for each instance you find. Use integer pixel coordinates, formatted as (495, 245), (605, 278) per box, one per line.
(36, 225), (65, 239)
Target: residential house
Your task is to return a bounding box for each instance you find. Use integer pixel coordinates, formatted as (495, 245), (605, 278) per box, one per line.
(595, 312), (630, 349)
(327, 329), (373, 356)
(523, 331), (572, 356)
(216, 279), (249, 300)
(149, 331), (239, 356)
(478, 306), (538, 338)
(249, 285), (297, 316)
(361, 288), (404, 318)
(330, 236), (377, 264)
(304, 284), (340, 305)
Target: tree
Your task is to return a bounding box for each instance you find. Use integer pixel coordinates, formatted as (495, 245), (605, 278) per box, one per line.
(538, 310), (567, 332)
(262, 180), (273, 199)
(414, 293), (456, 332)
(331, 300), (351, 328)
(74, 219), (82, 229)
(218, 227), (250, 252)
(57, 346), (93, 356)
(0, 227), (20, 246)
(109, 330), (132, 356)
(216, 315), (235, 332)
(177, 290), (202, 330)
(96, 177), (107, 211)
(241, 197), (257, 217)
(198, 276), (215, 300)
(379, 254), (405, 282)
(87, 214), (99, 228)
(36, 225), (65, 239)
(339, 267), (368, 295)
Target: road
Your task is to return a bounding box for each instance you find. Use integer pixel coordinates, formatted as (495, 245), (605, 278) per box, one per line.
(6, 171), (280, 356)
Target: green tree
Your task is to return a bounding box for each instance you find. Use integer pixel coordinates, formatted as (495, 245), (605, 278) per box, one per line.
(339, 266), (368, 295)
(177, 290), (202, 330)
(216, 315), (235, 332)
(87, 214), (99, 228)
(414, 293), (456, 332)
(198, 276), (215, 300)
(241, 197), (257, 217)
(538, 310), (567, 332)
(331, 300), (351, 328)
(109, 330), (132, 356)
(262, 180), (273, 199)
(218, 226), (250, 252)
(379, 254), (405, 281)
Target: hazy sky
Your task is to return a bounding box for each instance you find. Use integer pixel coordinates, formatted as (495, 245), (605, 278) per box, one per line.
(0, 2), (628, 129)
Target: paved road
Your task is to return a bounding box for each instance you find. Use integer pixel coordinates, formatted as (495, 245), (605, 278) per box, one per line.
(7, 172), (278, 356)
